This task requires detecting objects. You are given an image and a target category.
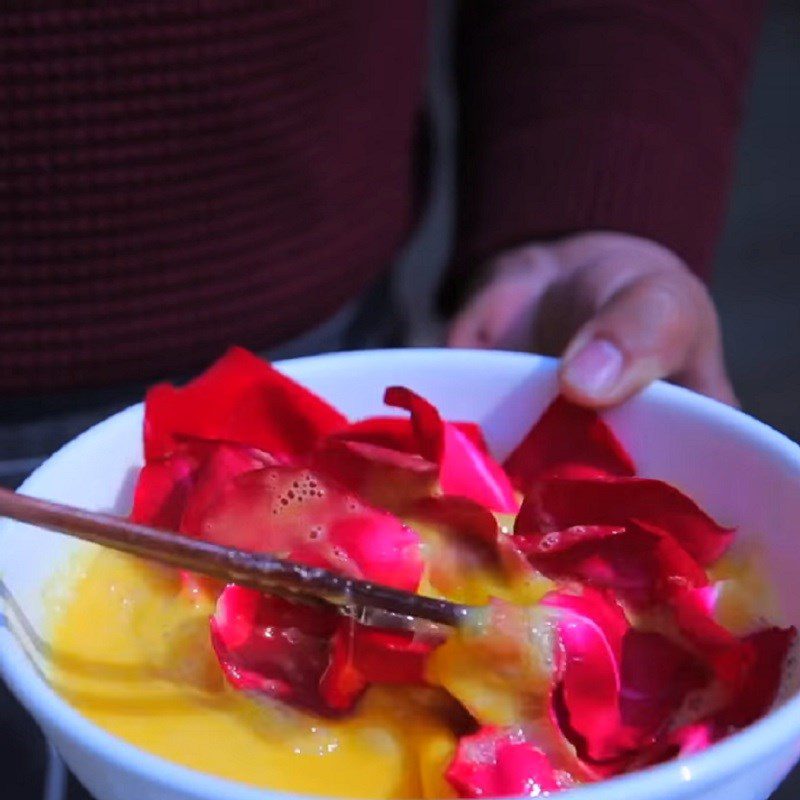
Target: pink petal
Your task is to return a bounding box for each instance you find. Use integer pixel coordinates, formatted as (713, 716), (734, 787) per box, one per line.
(452, 422), (492, 454)
(443, 424), (519, 513)
(385, 386), (518, 512)
(543, 588), (705, 769)
(543, 589), (626, 763)
(447, 726), (563, 798)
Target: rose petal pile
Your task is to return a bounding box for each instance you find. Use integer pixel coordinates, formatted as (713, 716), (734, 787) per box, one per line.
(131, 348), (795, 797)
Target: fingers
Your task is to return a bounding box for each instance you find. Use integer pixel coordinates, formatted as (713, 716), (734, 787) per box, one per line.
(447, 280), (527, 349)
(559, 271), (736, 407)
(447, 249), (559, 350)
(447, 234), (738, 409)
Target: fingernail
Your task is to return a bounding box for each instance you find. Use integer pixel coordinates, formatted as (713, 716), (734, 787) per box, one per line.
(562, 338), (624, 398)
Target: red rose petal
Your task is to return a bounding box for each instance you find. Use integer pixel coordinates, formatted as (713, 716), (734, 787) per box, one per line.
(515, 520), (708, 607)
(446, 726), (563, 798)
(504, 397), (635, 491)
(618, 630), (707, 740)
(320, 623), (439, 710)
(443, 423), (520, 513)
(130, 451), (199, 530)
(312, 437), (437, 513)
(144, 347), (347, 462)
(384, 386), (444, 462)
(410, 496), (501, 548)
(179, 443), (276, 536)
(542, 589), (627, 764)
(130, 437), (274, 531)
(716, 626), (796, 729)
(543, 588), (705, 770)
(328, 416), (419, 453)
(384, 386), (518, 512)
(313, 413), (478, 513)
(671, 587), (754, 688)
(643, 626), (795, 767)
(210, 585), (339, 714)
(193, 466), (423, 591)
(516, 476), (733, 566)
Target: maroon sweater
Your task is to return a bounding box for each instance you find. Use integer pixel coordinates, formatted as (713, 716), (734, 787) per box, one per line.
(1, 2), (765, 393)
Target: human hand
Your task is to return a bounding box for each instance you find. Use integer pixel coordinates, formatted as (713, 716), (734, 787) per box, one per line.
(447, 232), (737, 408)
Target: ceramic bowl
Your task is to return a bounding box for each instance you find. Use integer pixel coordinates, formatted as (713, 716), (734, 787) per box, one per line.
(1, 349), (799, 800)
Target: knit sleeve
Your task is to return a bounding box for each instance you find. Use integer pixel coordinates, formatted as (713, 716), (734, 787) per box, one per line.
(442, 0), (766, 311)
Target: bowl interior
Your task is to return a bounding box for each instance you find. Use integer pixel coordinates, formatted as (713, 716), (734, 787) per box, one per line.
(1, 348), (800, 799)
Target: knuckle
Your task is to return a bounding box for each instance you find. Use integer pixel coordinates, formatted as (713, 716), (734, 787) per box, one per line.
(638, 273), (699, 342)
(489, 245), (556, 278)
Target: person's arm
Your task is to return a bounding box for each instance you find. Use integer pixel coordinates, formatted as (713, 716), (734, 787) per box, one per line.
(445, 0), (766, 407)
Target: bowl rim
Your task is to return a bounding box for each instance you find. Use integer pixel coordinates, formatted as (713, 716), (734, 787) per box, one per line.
(1, 347), (799, 800)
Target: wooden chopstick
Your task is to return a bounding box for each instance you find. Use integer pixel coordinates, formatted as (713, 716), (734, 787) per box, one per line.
(0, 487), (472, 628)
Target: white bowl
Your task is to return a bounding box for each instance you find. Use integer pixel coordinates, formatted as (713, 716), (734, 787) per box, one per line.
(1, 349), (800, 800)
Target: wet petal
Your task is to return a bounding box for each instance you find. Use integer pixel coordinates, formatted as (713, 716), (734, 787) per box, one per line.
(130, 451), (199, 530)
(515, 520), (708, 607)
(543, 589), (704, 769)
(517, 477), (733, 566)
(193, 466), (424, 591)
(312, 437), (437, 513)
(446, 726), (564, 798)
(179, 443), (276, 536)
(320, 623), (439, 710)
(130, 438), (273, 531)
(410, 496), (501, 548)
(210, 586), (339, 715)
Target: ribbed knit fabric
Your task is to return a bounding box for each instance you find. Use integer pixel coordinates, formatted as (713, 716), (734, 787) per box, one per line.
(2, 2), (427, 392)
(441, 0), (766, 311)
(2, 2), (765, 392)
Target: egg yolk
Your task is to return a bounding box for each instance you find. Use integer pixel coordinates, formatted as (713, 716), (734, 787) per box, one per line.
(47, 515), (554, 799)
(47, 523), (766, 798)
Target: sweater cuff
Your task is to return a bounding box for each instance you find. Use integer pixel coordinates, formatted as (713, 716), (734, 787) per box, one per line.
(442, 114), (734, 314)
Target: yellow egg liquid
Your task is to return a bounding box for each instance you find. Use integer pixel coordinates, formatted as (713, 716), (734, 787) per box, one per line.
(46, 515), (558, 798)
(49, 549), (460, 798)
(46, 525), (768, 798)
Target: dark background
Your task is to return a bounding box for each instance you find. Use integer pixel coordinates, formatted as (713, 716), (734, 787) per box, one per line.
(1, 1), (798, 798)
(714, 0), (800, 448)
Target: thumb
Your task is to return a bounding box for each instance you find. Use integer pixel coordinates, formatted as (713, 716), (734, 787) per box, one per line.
(558, 274), (705, 407)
